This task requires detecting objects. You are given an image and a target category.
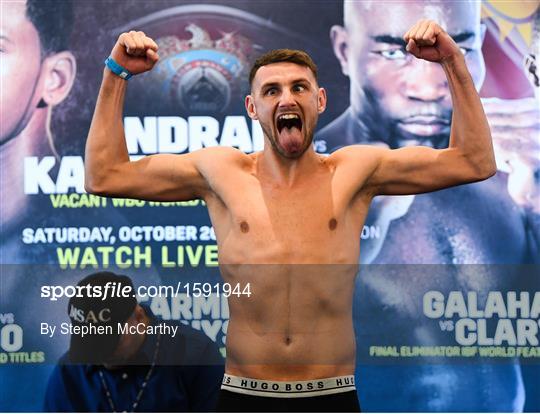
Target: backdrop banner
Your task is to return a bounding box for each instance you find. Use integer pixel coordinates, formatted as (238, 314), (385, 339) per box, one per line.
(1, 0), (539, 411)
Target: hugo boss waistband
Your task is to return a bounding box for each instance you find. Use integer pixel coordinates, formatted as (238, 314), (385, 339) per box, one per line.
(221, 373), (356, 398)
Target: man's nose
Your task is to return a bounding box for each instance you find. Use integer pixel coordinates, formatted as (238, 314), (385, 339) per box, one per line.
(403, 60), (448, 102)
(278, 89), (297, 108)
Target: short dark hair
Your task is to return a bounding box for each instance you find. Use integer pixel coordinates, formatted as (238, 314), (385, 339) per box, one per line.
(26, 0), (74, 57)
(249, 49), (318, 87)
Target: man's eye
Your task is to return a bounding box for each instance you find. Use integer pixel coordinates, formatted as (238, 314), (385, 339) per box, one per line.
(293, 84), (306, 92)
(378, 49), (407, 60)
(265, 88), (277, 96)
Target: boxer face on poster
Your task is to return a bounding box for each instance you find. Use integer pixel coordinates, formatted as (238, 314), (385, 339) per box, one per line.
(0, 0), (75, 227)
(331, 0), (485, 148)
(0, 1), (43, 146)
(0, 1), (76, 146)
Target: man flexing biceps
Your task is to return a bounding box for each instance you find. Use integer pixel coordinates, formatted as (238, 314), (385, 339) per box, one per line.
(85, 20), (495, 412)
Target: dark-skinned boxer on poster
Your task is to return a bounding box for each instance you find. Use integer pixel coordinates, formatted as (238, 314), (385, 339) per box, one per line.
(85, 20), (496, 412)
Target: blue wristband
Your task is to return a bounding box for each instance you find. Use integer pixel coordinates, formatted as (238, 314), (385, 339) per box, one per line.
(104, 56), (133, 80)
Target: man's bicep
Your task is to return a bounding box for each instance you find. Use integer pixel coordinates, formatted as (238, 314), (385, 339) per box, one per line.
(98, 152), (210, 201)
(367, 146), (476, 195)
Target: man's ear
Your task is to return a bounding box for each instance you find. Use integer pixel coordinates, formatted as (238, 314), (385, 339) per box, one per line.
(330, 25), (350, 76)
(245, 94), (258, 120)
(317, 87), (327, 114)
(39, 51), (76, 106)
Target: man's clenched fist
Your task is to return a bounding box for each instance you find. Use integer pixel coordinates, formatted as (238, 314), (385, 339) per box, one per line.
(110, 31), (159, 75)
(403, 19), (461, 63)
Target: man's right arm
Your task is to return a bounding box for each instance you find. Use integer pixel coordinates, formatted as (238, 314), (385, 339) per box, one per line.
(85, 31), (210, 202)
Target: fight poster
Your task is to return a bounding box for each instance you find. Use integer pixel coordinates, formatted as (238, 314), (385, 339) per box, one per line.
(1, 0), (539, 411)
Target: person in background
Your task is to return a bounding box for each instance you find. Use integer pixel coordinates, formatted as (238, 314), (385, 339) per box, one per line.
(44, 272), (224, 412)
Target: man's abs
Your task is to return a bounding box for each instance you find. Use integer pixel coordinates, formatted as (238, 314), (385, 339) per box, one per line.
(220, 264), (357, 380)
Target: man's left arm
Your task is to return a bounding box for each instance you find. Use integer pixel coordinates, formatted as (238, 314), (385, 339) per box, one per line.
(358, 20), (496, 196)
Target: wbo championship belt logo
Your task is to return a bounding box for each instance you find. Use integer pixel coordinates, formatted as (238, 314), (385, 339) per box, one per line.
(113, 4), (313, 115)
(152, 24), (253, 113)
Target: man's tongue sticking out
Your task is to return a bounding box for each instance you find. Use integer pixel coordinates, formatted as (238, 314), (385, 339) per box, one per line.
(277, 114), (303, 154)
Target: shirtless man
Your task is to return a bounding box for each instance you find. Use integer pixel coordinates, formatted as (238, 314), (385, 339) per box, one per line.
(85, 20), (496, 411)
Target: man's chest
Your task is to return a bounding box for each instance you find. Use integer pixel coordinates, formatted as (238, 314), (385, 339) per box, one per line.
(206, 172), (369, 263)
